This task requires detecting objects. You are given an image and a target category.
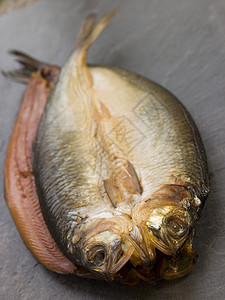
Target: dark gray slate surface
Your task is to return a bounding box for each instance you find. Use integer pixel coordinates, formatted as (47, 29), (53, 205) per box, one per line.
(0, 0), (225, 299)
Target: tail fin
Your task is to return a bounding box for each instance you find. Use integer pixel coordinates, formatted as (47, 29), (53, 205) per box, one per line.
(76, 8), (119, 51)
(2, 50), (52, 84)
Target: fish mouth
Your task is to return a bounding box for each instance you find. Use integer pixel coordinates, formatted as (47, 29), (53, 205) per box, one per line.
(108, 244), (135, 275)
(107, 230), (156, 278)
(112, 232), (196, 284)
(123, 230), (155, 266)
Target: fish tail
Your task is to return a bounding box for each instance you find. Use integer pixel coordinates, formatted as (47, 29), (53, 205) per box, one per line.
(65, 8), (119, 105)
(75, 7), (119, 51)
(2, 50), (55, 84)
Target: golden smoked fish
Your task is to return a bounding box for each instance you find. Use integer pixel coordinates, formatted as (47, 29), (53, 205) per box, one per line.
(4, 9), (209, 284)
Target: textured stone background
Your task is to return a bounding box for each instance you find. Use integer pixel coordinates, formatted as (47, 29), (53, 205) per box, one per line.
(0, 0), (225, 299)
(0, 0), (37, 15)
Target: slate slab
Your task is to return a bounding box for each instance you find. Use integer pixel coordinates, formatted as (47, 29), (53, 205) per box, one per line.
(0, 0), (225, 299)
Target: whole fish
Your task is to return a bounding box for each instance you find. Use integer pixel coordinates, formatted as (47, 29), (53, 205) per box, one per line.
(4, 9), (209, 284)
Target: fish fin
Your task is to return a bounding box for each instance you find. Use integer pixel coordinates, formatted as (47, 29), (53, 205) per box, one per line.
(122, 160), (142, 195)
(2, 69), (31, 84)
(75, 8), (119, 51)
(99, 101), (111, 118)
(104, 178), (122, 208)
(2, 50), (58, 84)
(93, 99), (112, 124)
(9, 50), (47, 71)
(104, 160), (142, 208)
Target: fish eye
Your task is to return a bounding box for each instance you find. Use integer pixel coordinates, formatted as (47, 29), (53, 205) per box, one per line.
(87, 245), (106, 267)
(165, 215), (188, 239)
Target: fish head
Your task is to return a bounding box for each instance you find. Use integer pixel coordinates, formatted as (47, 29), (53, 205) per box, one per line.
(144, 205), (191, 255)
(79, 230), (134, 277)
(132, 185), (194, 256)
(71, 216), (135, 279)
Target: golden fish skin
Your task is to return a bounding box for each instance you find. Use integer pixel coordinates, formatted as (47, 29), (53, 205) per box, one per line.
(30, 9), (209, 282)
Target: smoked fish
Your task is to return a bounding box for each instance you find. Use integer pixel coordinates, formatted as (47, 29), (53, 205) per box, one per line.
(4, 9), (210, 284)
